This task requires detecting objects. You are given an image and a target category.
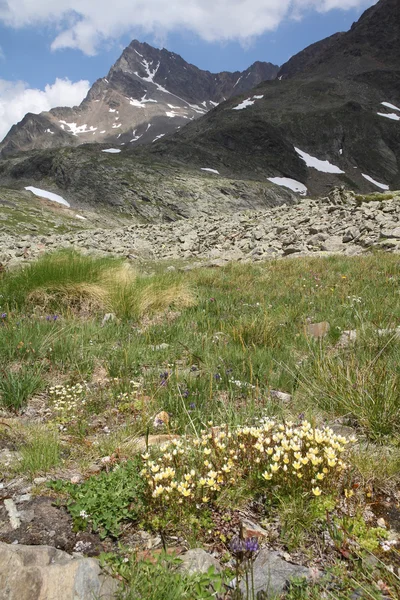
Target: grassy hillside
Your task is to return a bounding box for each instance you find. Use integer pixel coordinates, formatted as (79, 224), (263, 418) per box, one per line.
(1, 250), (399, 598)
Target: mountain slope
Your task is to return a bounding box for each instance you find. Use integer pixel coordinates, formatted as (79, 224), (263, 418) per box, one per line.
(145, 0), (400, 196)
(0, 41), (278, 157)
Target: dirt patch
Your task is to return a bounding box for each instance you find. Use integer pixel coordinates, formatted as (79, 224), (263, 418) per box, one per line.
(0, 496), (108, 556)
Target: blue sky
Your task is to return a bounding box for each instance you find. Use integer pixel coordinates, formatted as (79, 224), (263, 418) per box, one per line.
(0, 0), (376, 140)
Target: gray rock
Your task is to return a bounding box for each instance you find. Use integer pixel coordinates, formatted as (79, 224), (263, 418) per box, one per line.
(343, 227), (360, 243)
(381, 227), (400, 239)
(269, 390), (292, 403)
(337, 329), (357, 347)
(0, 542), (118, 600)
(179, 549), (221, 575)
(238, 549), (316, 598)
(4, 500), (21, 530)
(321, 236), (346, 252)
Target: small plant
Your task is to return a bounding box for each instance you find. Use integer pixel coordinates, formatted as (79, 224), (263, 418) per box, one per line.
(140, 419), (354, 514)
(230, 535), (259, 600)
(49, 458), (146, 539)
(330, 513), (389, 554)
(49, 383), (87, 424)
(17, 426), (61, 476)
(102, 550), (225, 600)
(0, 368), (44, 411)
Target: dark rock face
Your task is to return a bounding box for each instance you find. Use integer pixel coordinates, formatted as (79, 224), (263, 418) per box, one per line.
(0, 40), (278, 157)
(148, 0), (400, 196)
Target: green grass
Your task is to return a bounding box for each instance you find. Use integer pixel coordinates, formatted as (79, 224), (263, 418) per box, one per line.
(0, 367), (44, 411)
(1, 249), (194, 318)
(17, 425), (62, 477)
(1, 250), (400, 599)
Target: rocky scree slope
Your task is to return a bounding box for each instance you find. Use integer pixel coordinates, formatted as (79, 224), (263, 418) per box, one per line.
(0, 145), (296, 219)
(2, 189), (400, 267)
(0, 40), (278, 157)
(148, 0), (400, 197)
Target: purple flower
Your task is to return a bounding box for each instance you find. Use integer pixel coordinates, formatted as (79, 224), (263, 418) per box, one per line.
(0, 313), (7, 319)
(214, 373), (221, 381)
(182, 389), (189, 398)
(245, 538), (259, 554)
(230, 536), (259, 558)
(230, 536), (245, 555)
(189, 402), (196, 410)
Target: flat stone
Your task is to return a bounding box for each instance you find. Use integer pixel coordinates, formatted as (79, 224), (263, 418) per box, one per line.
(305, 321), (330, 339)
(241, 519), (269, 540)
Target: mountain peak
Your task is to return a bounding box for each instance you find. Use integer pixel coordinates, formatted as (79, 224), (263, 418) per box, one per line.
(0, 40), (278, 156)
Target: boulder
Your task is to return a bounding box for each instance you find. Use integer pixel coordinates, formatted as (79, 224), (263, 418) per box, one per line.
(237, 549), (317, 597)
(0, 542), (117, 600)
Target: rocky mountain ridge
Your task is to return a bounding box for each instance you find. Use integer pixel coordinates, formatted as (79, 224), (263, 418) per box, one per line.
(148, 0), (400, 197)
(2, 189), (400, 267)
(0, 41), (278, 156)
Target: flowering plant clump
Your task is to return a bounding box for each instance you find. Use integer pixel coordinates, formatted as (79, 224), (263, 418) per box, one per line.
(140, 419), (355, 509)
(49, 383), (86, 423)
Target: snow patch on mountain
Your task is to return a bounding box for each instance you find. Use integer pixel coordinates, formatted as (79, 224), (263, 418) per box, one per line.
(232, 95), (264, 110)
(381, 102), (400, 112)
(295, 148), (345, 174)
(59, 121), (97, 136)
(361, 173), (389, 190)
(377, 112), (400, 121)
(201, 168), (220, 174)
(25, 186), (70, 207)
(233, 98), (255, 110)
(267, 177), (307, 195)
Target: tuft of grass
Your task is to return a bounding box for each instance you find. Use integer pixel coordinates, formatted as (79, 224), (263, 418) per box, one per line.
(109, 271), (195, 320)
(350, 444), (400, 489)
(1, 250), (195, 320)
(297, 346), (400, 441)
(0, 368), (44, 411)
(17, 425), (62, 477)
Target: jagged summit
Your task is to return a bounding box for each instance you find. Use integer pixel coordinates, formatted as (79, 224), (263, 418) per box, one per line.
(0, 40), (278, 157)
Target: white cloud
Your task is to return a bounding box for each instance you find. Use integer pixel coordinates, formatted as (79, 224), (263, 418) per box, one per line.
(0, 1), (377, 55)
(0, 77), (90, 141)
